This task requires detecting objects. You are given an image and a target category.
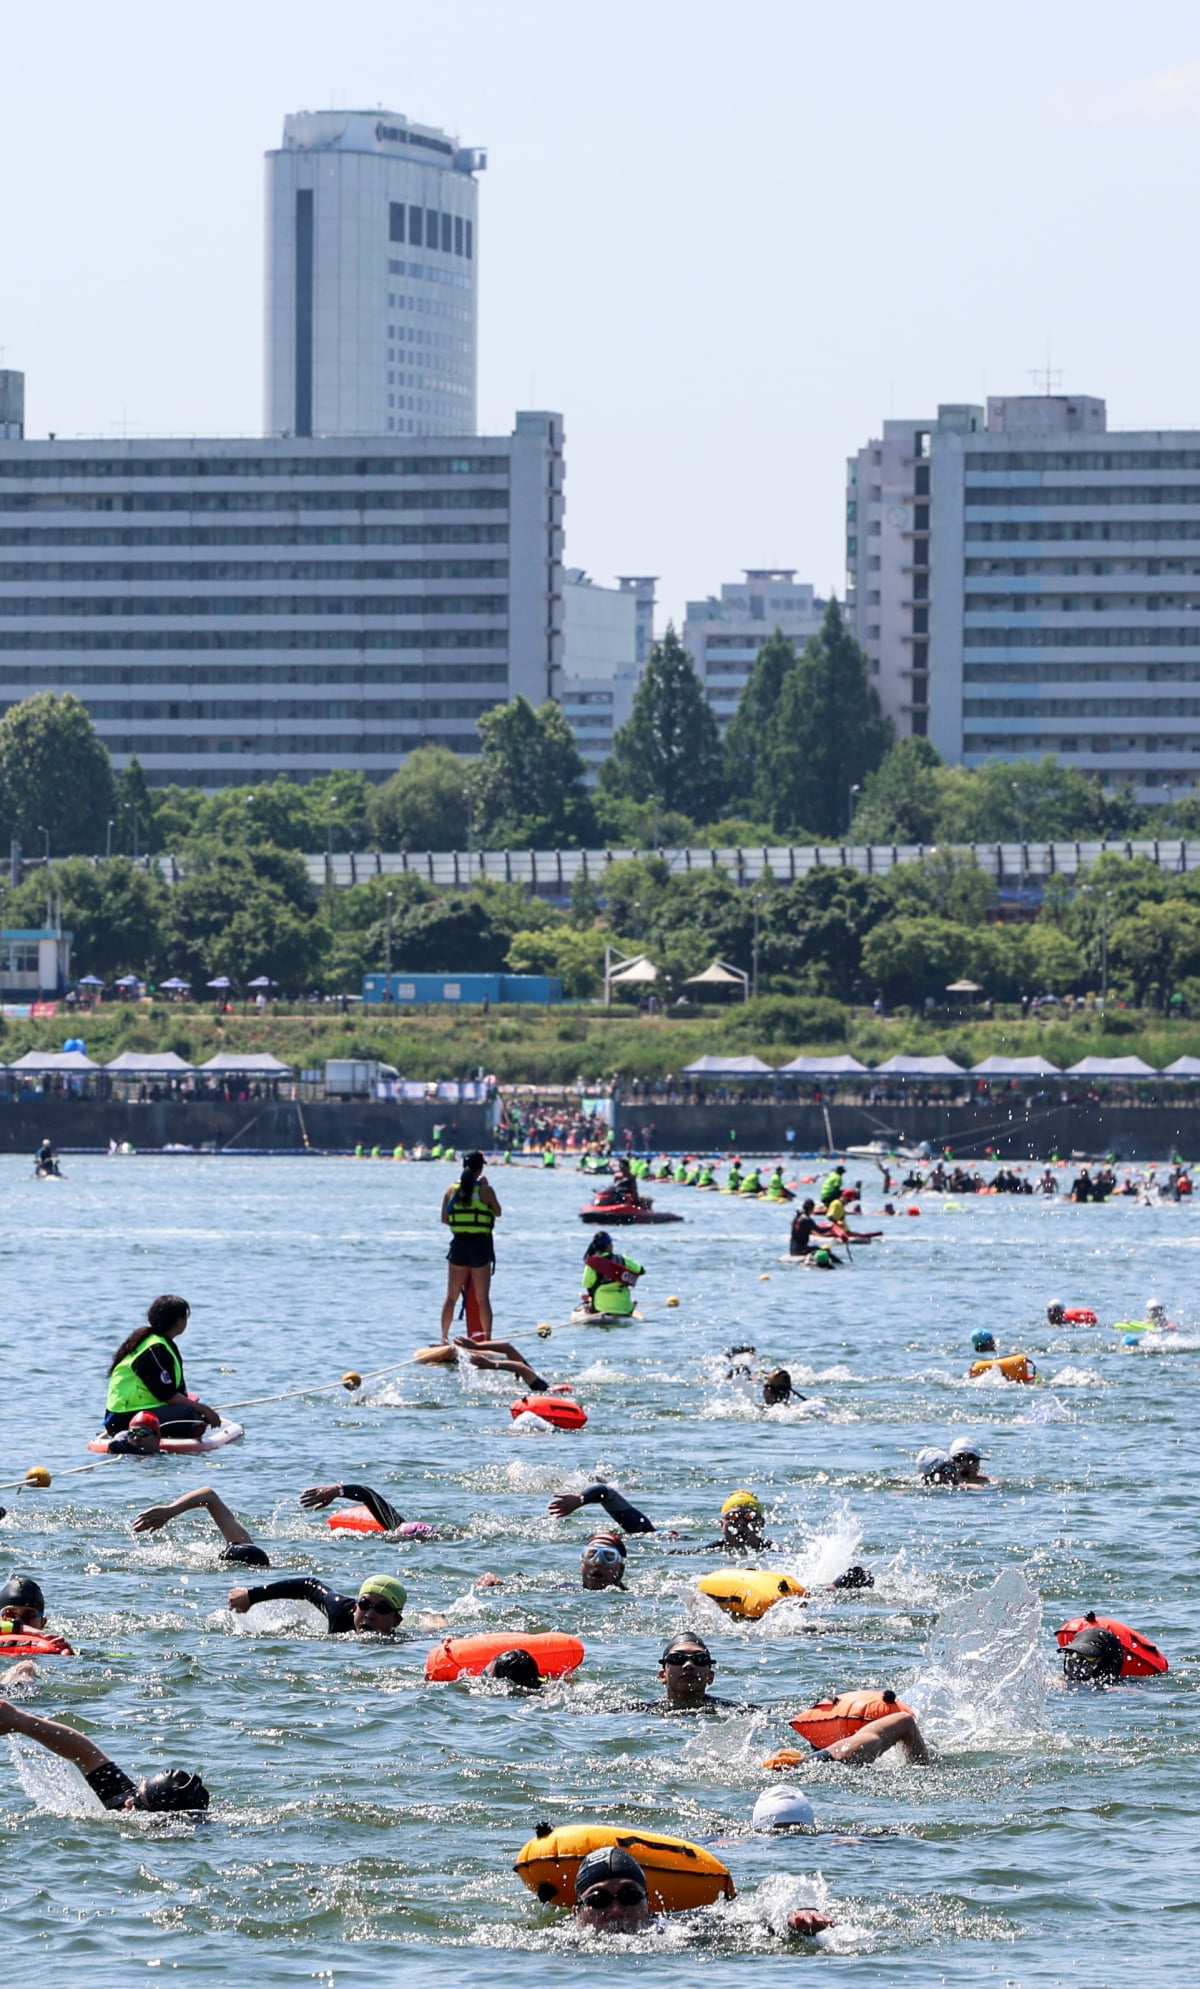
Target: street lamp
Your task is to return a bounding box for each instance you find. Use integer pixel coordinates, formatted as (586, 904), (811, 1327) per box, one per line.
(37, 825), (50, 865)
(848, 783), (861, 835)
(385, 889), (394, 997)
(105, 818), (114, 859)
(463, 786), (474, 859)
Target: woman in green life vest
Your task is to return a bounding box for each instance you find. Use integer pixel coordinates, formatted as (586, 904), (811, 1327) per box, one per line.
(439, 1150), (502, 1344)
(104, 1295), (221, 1439)
(739, 1167), (764, 1196)
(579, 1230), (643, 1318)
(725, 1161), (743, 1192)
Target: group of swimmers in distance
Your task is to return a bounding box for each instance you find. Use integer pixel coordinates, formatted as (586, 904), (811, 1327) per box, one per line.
(0, 1140), (1172, 1944)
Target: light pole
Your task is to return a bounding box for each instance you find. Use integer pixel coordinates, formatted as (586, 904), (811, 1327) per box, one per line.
(37, 825), (50, 865)
(385, 889), (394, 997)
(463, 786), (474, 859)
(105, 818), (113, 859)
(848, 783), (861, 835)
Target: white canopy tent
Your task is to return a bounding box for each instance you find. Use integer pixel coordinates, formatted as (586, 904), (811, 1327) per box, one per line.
(873, 1054), (967, 1077)
(970, 1055), (1062, 1077)
(1065, 1056), (1159, 1078)
(777, 1053), (872, 1076)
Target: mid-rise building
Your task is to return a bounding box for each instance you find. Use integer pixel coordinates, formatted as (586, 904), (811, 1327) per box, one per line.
(0, 372), (24, 442)
(264, 109), (485, 441)
(0, 414), (564, 787)
(616, 575), (657, 668)
(848, 393), (1200, 798)
(560, 569), (643, 783)
(682, 570), (825, 731)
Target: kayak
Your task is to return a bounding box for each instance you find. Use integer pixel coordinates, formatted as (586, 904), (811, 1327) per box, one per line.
(87, 1419), (245, 1455)
(578, 1200), (683, 1225)
(569, 1306), (642, 1327)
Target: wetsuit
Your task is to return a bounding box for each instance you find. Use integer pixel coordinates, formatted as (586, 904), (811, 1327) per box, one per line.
(571, 1484), (656, 1533)
(334, 1485), (405, 1531)
(237, 1576), (360, 1632)
(86, 1760), (140, 1809)
(790, 1213), (820, 1256)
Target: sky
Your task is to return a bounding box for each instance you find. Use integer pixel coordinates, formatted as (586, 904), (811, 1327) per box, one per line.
(3, 0), (1200, 629)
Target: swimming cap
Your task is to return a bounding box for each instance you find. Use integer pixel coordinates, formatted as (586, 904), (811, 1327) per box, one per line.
(1062, 1624), (1124, 1684)
(752, 1785), (815, 1830)
(220, 1541), (270, 1569)
(575, 1845), (648, 1898)
(971, 1329), (996, 1352)
(488, 1647), (542, 1689)
(0, 1575), (45, 1614)
(916, 1447), (954, 1480)
(1146, 1299), (1166, 1317)
(135, 1768), (210, 1812)
(832, 1565), (874, 1590)
(763, 1368), (792, 1396)
(129, 1412), (161, 1431)
(949, 1436), (984, 1460)
(583, 1531), (626, 1560)
(813, 1248), (833, 1267)
(357, 1575), (407, 1614)
(721, 1489), (762, 1516)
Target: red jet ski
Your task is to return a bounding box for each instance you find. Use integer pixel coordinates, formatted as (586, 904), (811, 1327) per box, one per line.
(579, 1192), (683, 1225)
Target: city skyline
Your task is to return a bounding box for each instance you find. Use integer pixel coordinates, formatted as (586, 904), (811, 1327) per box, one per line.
(2, 0), (1199, 631)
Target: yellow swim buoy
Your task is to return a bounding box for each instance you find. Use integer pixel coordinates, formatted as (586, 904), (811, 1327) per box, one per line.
(341, 1371), (362, 1391)
(25, 1465), (51, 1487)
(759, 1273), (771, 1281)
(514, 1822), (735, 1912)
(968, 1353), (1037, 1384)
(666, 1296), (680, 1308)
(697, 1569), (807, 1620)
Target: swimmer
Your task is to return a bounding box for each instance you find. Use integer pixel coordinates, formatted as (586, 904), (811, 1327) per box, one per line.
(813, 1707), (931, 1765)
(970, 1328), (996, 1354)
(0, 1700), (209, 1811)
(1060, 1621), (1132, 1687)
(106, 1410), (163, 1456)
(227, 1572), (406, 1635)
(916, 1447), (958, 1485)
(299, 1482), (406, 1531)
(712, 1488), (770, 1553)
(483, 1647), (542, 1691)
(454, 1335), (552, 1392)
(0, 1577), (54, 1686)
(643, 1634), (744, 1713)
(132, 1485), (270, 1565)
(580, 1532), (628, 1590)
(548, 1481), (657, 1533)
(948, 1437), (992, 1486)
(762, 1367), (803, 1407)
(104, 1295), (221, 1440)
(570, 1843), (832, 1940)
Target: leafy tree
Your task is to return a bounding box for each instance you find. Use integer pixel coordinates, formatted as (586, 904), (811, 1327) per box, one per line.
(850, 737), (944, 845)
(722, 630), (798, 815)
(472, 697), (596, 847)
(370, 745), (470, 850)
(389, 892), (511, 973)
(113, 756), (161, 855)
(1107, 900), (1200, 1008)
(883, 850), (997, 924)
(4, 855), (167, 981)
(0, 692), (115, 857)
(765, 602), (892, 837)
(163, 849), (327, 990)
(600, 627), (725, 819)
(860, 914), (984, 1007)
(936, 755), (1141, 843)
(505, 923), (607, 997)
(591, 790), (698, 848)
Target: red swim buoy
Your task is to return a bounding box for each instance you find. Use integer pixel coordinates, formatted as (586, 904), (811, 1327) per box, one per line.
(0, 1631), (73, 1657)
(1062, 1308), (1098, 1326)
(327, 1505), (384, 1534)
(1054, 1613), (1168, 1677)
(511, 1394), (588, 1429)
(425, 1631), (585, 1681)
(907, 1205), (921, 1217)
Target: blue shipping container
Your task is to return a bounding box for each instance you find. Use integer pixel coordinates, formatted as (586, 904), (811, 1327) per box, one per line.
(361, 972), (562, 1005)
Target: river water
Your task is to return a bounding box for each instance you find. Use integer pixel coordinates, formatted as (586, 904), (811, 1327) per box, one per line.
(0, 1158), (1196, 1985)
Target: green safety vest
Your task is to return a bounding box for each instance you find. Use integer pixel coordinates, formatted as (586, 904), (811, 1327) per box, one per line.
(447, 1185), (495, 1235)
(106, 1333), (184, 1415)
(583, 1256), (643, 1313)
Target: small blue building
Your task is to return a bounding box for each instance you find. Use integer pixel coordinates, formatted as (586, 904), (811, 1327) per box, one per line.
(362, 972), (563, 1006)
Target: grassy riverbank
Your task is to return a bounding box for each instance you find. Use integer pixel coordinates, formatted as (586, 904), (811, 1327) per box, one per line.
(10, 996), (1200, 1084)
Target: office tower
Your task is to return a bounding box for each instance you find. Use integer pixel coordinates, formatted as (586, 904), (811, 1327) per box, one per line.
(0, 372), (24, 441)
(0, 414), (564, 786)
(848, 393), (1200, 799)
(682, 570), (825, 731)
(560, 570), (641, 784)
(265, 110), (485, 440)
(616, 575), (657, 667)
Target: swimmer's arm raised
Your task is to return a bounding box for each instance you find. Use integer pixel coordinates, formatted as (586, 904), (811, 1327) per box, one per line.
(0, 1700), (108, 1775)
(332, 1484), (405, 1532)
(547, 1484), (655, 1533)
(228, 1575), (348, 1627)
(133, 1485), (254, 1547)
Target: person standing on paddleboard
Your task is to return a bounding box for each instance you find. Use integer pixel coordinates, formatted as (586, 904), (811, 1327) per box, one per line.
(439, 1151), (501, 1345)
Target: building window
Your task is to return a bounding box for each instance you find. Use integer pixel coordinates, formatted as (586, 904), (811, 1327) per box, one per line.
(408, 205), (423, 246)
(389, 201), (405, 243)
(466, 220), (473, 259)
(427, 209), (440, 248)
(441, 213), (452, 252)
(454, 215), (464, 255)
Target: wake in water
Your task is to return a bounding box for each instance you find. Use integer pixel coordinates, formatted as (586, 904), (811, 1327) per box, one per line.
(904, 1568), (1053, 1750)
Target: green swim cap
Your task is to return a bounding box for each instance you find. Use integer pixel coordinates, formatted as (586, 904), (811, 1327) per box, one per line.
(814, 1247), (832, 1267)
(357, 1575), (407, 1614)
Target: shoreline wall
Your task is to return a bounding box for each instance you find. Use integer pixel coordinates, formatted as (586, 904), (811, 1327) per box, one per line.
(611, 1100), (1198, 1162)
(9, 1099), (492, 1154)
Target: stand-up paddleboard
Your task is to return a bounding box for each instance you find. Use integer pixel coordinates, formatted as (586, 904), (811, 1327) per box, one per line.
(568, 1306), (642, 1327)
(87, 1419), (244, 1455)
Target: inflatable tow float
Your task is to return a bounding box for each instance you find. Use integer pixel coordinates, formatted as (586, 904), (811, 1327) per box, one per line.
(790, 1688), (911, 1748)
(1055, 1613), (1168, 1677)
(696, 1569), (807, 1620)
(426, 1632), (585, 1681)
(968, 1354), (1037, 1384)
(515, 1822), (735, 1912)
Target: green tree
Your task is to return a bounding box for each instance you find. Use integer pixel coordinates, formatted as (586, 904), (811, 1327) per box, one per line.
(722, 629), (797, 815)
(3, 854), (168, 981)
(765, 602), (892, 837)
(1107, 900), (1200, 1008)
(113, 755), (161, 855)
(850, 737), (944, 845)
(370, 745), (470, 850)
(936, 755), (1139, 843)
(472, 697), (596, 847)
(600, 626), (725, 819)
(0, 692), (115, 857)
(163, 849), (327, 991)
(506, 923), (607, 997)
(861, 915), (985, 1006)
(883, 850), (997, 924)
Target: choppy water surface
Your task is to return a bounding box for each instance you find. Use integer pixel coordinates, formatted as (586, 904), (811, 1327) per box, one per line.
(1, 1158), (1198, 1985)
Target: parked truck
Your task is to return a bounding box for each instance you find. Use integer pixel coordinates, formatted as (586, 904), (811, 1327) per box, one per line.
(323, 1059), (399, 1097)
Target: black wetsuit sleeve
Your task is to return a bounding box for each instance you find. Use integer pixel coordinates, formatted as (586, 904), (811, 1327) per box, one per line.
(576, 1485), (656, 1534)
(340, 1484), (405, 1532)
(129, 1343), (182, 1403)
(86, 1759), (137, 1810)
(242, 1576), (356, 1632)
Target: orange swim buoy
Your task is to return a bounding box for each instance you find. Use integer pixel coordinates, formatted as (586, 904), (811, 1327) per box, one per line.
(1062, 1308), (1098, 1325)
(907, 1205), (921, 1217)
(790, 1688), (910, 1748)
(511, 1394), (588, 1429)
(1054, 1613), (1168, 1677)
(969, 1354), (1037, 1383)
(327, 1505), (384, 1534)
(0, 1632), (73, 1657)
(425, 1631), (585, 1681)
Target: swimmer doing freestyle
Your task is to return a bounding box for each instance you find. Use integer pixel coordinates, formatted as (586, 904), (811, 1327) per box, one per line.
(0, 1701), (209, 1813)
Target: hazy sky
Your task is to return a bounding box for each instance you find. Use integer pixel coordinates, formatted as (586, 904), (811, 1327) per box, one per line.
(3, 1), (1199, 627)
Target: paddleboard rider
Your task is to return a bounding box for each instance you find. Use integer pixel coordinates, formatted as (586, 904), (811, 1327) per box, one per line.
(440, 1151), (500, 1346)
(579, 1232), (644, 1319)
(104, 1296), (221, 1441)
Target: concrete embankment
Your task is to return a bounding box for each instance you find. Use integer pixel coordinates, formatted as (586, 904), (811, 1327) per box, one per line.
(611, 1100), (1199, 1162)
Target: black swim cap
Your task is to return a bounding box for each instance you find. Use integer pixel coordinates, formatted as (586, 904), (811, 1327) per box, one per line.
(1062, 1624), (1124, 1684)
(0, 1576), (45, 1613)
(220, 1542), (270, 1569)
(832, 1565), (875, 1590)
(489, 1648), (542, 1689)
(575, 1845), (648, 1898)
(135, 1768), (210, 1812)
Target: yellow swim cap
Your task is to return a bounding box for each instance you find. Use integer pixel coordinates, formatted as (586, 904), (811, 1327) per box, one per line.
(357, 1575), (407, 1614)
(720, 1489), (762, 1516)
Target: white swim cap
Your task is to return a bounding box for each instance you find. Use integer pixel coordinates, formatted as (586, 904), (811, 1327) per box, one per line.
(949, 1435), (984, 1459)
(916, 1446), (951, 1476)
(753, 1785), (815, 1830)
(1146, 1298), (1165, 1316)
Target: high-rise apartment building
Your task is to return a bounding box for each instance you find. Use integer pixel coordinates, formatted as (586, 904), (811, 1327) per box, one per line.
(848, 393), (1200, 799)
(265, 110), (485, 441)
(0, 415), (564, 787)
(560, 570), (644, 783)
(682, 570), (825, 731)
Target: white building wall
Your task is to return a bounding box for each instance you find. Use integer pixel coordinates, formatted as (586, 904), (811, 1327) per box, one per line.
(560, 570), (640, 782)
(682, 570), (825, 732)
(265, 110), (483, 440)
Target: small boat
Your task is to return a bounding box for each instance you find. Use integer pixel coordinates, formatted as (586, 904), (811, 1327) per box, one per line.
(578, 1197), (683, 1225)
(845, 1139), (930, 1164)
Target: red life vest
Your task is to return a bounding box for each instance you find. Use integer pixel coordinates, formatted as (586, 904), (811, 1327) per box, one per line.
(0, 1631), (73, 1657)
(585, 1252), (639, 1287)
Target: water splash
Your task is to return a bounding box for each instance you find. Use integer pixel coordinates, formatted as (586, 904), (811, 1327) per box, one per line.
(8, 1736), (106, 1817)
(904, 1567), (1052, 1749)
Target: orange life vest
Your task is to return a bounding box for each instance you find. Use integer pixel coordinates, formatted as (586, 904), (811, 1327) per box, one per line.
(0, 1631), (73, 1657)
